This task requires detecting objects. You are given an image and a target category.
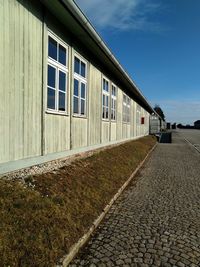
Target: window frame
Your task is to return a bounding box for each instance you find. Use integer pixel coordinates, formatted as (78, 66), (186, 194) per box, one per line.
(73, 53), (87, 117)
(46, 31), (69, 115)
(111, 83), (117, 122)
(136, 105), (141, 125)
(127, 96), (131, 123)
(102, 77), (110, 121)
(123, 93), (131, 123)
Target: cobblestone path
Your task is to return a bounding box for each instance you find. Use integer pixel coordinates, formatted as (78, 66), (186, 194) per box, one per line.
(70, 132), (200, 267)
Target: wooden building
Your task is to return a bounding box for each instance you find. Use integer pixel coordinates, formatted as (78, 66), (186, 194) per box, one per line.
(0, 0), (155, 173)
(149, 112), (165, 134)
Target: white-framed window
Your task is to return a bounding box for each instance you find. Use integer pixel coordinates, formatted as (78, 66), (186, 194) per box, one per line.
(47, 32), (68, 113)
(136, 105), (141, 125)
(111, 84), (117, 121)
(123, 94), (130, 123)
(73, 55), (87, 116)
(127, 97), (131, 123)
(102, 78), (109, 120)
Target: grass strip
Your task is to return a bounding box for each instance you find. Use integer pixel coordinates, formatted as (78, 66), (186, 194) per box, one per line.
(0, 136), (156, 267)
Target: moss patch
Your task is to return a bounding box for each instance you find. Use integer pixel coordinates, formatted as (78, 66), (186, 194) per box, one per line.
(0, 136), (156, 267)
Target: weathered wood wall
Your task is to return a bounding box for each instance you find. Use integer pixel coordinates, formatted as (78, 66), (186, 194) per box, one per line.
(116, 89), (123, 140)
(0, 0), (43, 163)
(0, 0), (150, 165)
(88, 65), (102, 146)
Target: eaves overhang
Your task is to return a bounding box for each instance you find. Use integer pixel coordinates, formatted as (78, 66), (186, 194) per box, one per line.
(40, 0), (155, 114)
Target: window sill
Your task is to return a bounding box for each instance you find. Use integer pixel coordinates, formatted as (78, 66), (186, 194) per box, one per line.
(46, 110), (69, 117)
(102, 119), (110, 122)
(72, 114), (87, 119)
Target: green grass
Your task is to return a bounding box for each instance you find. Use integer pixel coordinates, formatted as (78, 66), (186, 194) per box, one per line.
(0, 136), (156, 267)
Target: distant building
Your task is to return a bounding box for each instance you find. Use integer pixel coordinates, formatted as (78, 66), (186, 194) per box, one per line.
(194, 120), (200, 129)
(150, 114), (161, 134)
(172, 123), (176, 129)
(167, 123), (171, 130)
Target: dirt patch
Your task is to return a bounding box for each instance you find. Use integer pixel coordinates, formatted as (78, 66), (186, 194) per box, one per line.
(0, 136), (156, 267)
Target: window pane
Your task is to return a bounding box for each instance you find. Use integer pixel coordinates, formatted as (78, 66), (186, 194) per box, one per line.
(103, 79), (105, 91)
(81, 83), (86, 99)
(103, 79), (109, 92)
(106, 81), (109, 92)
(81, 99), (85, 115)
(103, 95), (105, 106)
(106, 96), (109, 107)
(81, 61), (86, 77)
(74, 79), (79, 96)
(74, 57), (80, 74)
(102, 108), (105, 119)
(48, 65), (56, 88)
(111, 110), (113, 120)
(106, 108), (109, 119)
(59, 92), (65, 111)
(112, 86), (116, 96)
(47, 88), (55, 109)
(58, 44), (66, 66)
(73, 97), (78, 114)
(48, 36), (57, 60)
(59, 71), (66, 92)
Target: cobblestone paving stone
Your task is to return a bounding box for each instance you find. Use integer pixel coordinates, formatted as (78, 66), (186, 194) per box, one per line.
(69, 132), (200, 266)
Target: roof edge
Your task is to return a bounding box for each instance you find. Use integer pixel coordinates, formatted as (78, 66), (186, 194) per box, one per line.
(41, 0), (155, 114)
(61, 0), (154, 113)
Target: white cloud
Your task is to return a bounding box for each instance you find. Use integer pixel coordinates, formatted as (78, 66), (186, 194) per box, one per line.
(75, 0), (163, 32)
(151, 100), (200, 125)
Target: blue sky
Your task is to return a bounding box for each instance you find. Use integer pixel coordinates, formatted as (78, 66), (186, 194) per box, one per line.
(75, 0), (200, 125)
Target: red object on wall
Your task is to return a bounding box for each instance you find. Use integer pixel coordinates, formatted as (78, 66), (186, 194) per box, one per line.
(141, 117), (145, 124)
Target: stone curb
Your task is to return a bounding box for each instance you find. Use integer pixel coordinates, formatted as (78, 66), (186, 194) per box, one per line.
(184, 138), (200, 153)
(56, 142), (157, 267)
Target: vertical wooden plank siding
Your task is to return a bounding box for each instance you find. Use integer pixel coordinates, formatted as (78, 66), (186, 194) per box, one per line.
(146, 113), (150, 135)
(102, 122), (110, 143)
(136, 104), (140, 137)
(0, 0), (43, 164)
(122, 123), (127, 139)
(1, 0), (9, 162)
(116, 88), (123, 140)
(45, 115), (70, 154)
(133, 101), (137, 137)
(0, 0), (3, 161)
(88, 65), (101, 146)
(71, 118), (87, 149)
(127, 124), (131, 138)
(130, 99), (134, 137)
(0, 0), (151, 165)
(140, 108), (143, 136)
(110, 122), (117, 141)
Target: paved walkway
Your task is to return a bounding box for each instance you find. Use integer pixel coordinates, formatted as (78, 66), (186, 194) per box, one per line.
(70, 132), (200, 267)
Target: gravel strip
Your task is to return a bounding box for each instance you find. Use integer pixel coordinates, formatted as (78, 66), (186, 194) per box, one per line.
(1, 139), (138, 181)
